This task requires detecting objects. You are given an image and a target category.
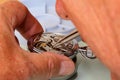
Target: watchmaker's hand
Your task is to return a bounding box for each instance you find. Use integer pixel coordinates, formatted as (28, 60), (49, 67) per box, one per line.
(56, 0), (120, 80)
(0, 1), (75, 80)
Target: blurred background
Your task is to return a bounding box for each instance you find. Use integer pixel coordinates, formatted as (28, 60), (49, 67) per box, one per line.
(15, 0), (111, 80)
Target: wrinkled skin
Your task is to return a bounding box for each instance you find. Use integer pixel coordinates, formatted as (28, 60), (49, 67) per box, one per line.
(0, 0), (75, 80)
(56, 0), (120, 80)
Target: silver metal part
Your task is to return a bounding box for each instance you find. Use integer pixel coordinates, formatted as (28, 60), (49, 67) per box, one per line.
(31, 32), (96, 59)
(32, 33), (79, 58)
(78, 46), (96, 59)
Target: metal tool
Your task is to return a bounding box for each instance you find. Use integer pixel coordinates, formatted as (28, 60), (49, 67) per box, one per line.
(53, 29), (80, 47)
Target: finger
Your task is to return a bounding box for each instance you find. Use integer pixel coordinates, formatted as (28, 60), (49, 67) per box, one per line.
(14, 36), (19, 45)
(1, 1), (43, 40)
(111, 73), (119, 80)
(56, 0), (69, 20)
(15, 1), (44, 40)
(28, 52), (75, 80)
(16, 9), (43, 40)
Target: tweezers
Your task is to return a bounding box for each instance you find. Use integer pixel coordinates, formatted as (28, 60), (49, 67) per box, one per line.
(53, 29), (80, 47)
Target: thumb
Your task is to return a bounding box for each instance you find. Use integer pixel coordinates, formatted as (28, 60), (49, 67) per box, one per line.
(28, 52), (75, 79)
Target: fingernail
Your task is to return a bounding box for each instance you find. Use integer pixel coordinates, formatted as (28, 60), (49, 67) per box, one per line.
(59, 61), (75, 76)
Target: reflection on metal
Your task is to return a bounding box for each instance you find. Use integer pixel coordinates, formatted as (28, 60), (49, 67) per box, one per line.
(28, 32), (96, 59)
(28, 33), (78, 59)
(78, 46), (96, 59)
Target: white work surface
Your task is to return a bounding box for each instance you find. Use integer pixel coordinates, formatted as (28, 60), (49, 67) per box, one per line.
(75, 54), (110, 80)
(16, 0), (111, 80)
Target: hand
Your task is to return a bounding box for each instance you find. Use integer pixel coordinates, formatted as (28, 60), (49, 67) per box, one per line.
(0, 1), (75, 80)
(56, 0), (120, 80)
